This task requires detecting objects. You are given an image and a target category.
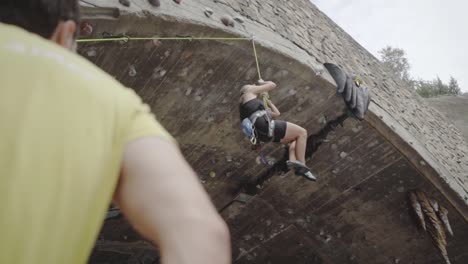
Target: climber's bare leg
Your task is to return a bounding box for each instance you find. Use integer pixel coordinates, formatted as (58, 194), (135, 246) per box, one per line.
(288, 141), (297, 162)
(280, 122), (307, 164)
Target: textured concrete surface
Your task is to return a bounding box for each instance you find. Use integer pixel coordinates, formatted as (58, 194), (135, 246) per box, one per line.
(76, 0), (468, 263)
(427, 95), (468, 143)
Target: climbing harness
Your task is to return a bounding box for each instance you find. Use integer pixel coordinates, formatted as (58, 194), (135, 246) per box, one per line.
(241, 109), (275, 146)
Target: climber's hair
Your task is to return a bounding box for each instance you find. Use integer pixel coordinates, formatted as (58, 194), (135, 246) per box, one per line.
(0, 0), (80, 38)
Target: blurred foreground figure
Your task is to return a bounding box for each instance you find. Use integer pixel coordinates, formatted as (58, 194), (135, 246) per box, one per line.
(0, 1), (230, 263)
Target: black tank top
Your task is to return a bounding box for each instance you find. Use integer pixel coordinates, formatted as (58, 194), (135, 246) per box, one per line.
(239, 98), (265, 121)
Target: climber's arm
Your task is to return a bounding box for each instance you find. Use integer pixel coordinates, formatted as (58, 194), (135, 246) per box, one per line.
(267, 99), (280, 117)
(243, 81), (277, 95)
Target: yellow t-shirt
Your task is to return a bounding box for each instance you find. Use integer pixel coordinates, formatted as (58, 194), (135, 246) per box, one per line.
(0, 24), (173, 263)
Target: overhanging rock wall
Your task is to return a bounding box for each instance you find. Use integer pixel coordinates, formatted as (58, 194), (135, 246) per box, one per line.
(77, 0), (468, 263)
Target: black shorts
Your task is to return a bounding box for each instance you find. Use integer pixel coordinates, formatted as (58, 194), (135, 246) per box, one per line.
(255, 117), (287, 143)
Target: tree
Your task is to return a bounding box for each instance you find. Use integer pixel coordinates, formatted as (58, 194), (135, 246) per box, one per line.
(448, 76), (461, 95)
(379, 45), (462, 98)
(414, 77), (461, 98)
(378, 46), (412, 85)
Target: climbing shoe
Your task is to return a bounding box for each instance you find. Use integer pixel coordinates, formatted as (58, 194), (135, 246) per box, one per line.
(286, 160), (317, 181)
(301, 171), (317, 181)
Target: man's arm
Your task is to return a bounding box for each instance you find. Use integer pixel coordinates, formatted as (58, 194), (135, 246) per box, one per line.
(113, 137), (231, 264)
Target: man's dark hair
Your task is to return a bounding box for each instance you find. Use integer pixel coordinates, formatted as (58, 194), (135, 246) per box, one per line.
(0, 0), (80, 38)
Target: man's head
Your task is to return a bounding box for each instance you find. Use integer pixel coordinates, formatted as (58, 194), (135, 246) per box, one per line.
(0, 0), (80, 50)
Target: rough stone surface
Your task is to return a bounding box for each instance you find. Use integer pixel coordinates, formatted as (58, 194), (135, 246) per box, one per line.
(427, 94), (468, 143)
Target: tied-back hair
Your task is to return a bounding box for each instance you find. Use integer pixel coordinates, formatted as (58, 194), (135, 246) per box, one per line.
(0, 0), (80, 38)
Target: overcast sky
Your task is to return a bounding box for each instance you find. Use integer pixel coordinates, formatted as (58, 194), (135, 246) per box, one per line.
(311, 0), (468, 92)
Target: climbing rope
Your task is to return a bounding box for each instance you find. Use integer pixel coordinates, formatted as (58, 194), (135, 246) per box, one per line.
(76, 35), (263, 81)
(250, 37), (262, 81)
(250, 37), (270, 109)
(76, 36), (251, 42)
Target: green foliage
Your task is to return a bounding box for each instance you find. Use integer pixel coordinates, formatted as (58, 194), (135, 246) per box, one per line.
(414, 77), (461, 98)
(378, 46), (462, 98)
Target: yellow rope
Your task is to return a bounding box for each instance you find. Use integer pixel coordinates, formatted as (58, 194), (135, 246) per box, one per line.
(250, 38), (269, 108)
(76, 36), (251, 43)
(251, 38), (262, 81)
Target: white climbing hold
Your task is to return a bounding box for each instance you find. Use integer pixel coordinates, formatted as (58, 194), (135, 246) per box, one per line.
(288, 89), (297, 96)
(128, 65), (137, 77)
(204, 8), (214, 18)
(86, 49), (97, 57)
(185, 87), (193, 96)
(152, 38), (162, 48)
(194, 95), (202, 101)
(339, 152), (348, 158)
(152, 67), (166, 79)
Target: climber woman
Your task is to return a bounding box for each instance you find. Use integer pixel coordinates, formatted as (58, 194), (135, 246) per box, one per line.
(239, 80), (316, 181)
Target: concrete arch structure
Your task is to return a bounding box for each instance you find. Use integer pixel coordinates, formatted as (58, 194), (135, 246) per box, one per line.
(78, 1), (468, 263)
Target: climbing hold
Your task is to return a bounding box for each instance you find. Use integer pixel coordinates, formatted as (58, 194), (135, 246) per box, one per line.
(152, 67), (166, 79)
(233, 16), (245, 24)
(79, 21), (93, 37)
(209, 171), (216, 178)
(288, 89), (297, 96)
(148, 0), (160, 7)
(152, 38), (162, 48)
(194, 95), (202, 101)
(339, 152), (347, 158)
(220, 15), (235, 27)
(119, 0), (130, 7)
(204, 8), (214, 18)
(173, 0), (182, 3)
(185, 87), (193, 96)
(86, 49), (97, 57)
(128, 65), (137, 77)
